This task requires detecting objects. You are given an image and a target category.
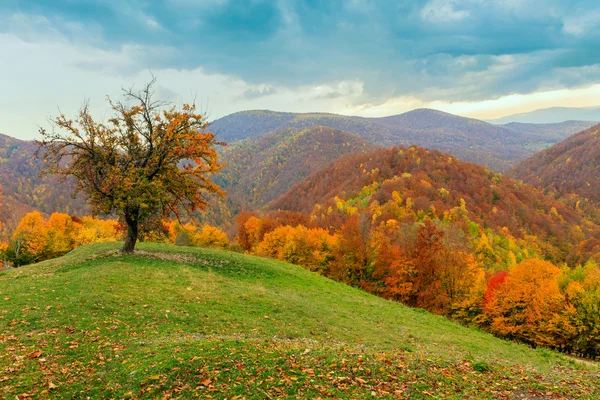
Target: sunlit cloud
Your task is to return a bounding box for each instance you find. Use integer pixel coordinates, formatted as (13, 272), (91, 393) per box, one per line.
(335, 84), (600, 120)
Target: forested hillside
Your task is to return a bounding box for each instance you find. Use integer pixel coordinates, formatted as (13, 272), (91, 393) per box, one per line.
(270, 145), (598, 264)
(210, 109), (594, 171)
(206, 126), (376, 224)
(509, 124), (600, 204)
(0, 134), (87, 221)
(0, 108), (592, 229)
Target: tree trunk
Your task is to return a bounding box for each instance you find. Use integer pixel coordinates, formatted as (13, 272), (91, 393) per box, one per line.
(121, 208), (139, 253)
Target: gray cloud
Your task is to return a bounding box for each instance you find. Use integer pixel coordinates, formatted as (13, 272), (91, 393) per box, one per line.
(2, 0), (600, 132)
(238, 85), (280, 100)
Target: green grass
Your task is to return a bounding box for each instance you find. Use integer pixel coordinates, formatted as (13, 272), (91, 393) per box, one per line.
(0, 243), (598, 399)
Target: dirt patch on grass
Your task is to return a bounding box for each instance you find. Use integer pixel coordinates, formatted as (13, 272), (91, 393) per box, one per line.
(132, 250), (199, 264)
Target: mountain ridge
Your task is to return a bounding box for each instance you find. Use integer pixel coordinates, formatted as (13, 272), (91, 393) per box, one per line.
(0, 108), (596, 226)
(210, 108), (595, 171)
(488, 106), (600, 124)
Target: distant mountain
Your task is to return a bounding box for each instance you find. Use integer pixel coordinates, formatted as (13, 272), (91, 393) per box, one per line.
(509, 124), (600, 204)
(210, 110), (298, 143)
(489, 107), (600, 124)
(215, 125), (377, 213)
(501, 121), (595, 140)
(210, 109), (592, 171)
(210, 110), (396, 144)
(500, 121), (596, 151)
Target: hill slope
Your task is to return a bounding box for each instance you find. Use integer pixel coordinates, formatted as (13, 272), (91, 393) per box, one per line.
(509, 124), (600, 204)
(0, 134), (87, 222)
(0, 243), (597, 398)
(210, 109), (595, 171)
(270, 145), (600, 263)
(215, 126), (377, 212)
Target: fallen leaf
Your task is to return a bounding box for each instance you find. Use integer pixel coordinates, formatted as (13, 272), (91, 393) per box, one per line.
(26, 350), (42, 359)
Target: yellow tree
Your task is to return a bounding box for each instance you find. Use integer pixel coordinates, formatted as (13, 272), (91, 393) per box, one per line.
(167, 221), (197, 246)
(11, 211), (48, 265)
(193, 224), (230, 249)
(562, 261), (600, 356)
(256, 225), (296, 260)
(243, 216), (266, 252)
(38, 78), (224, 253)
(46, 213), (76, 256)
(73, 217), (119, 247)
(256, 225), (336, 273)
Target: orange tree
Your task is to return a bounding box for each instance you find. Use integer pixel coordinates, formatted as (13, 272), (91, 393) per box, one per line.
(483, 258), (570, 347)
(38, 79), (224, 252)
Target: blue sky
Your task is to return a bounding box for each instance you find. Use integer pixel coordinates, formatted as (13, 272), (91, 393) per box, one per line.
(2, 0), (600, 139)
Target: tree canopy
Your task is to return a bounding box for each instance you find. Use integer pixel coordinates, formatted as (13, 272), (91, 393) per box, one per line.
(37, 79), (224, 252)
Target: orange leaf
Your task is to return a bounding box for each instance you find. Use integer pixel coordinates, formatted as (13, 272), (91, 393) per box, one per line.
(26, 350), (42, 359)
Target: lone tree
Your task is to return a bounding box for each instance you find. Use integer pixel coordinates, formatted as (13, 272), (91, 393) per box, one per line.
(37, 79), (224, 253)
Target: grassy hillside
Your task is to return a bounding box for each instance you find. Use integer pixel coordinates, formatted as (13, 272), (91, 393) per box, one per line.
(1, 243), (598, 399)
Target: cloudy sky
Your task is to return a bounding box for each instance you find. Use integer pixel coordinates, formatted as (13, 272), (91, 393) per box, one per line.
(2, 0), (600, 139)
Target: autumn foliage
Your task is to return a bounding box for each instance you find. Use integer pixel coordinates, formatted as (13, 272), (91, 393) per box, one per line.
(509, 124), (600, 205)
(3, 212), (119, 266)
(232, 146), (600, 357)
(1, 212), (230, 267)
(482, 259), (569, 346)
(165, 221), (230, 250)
